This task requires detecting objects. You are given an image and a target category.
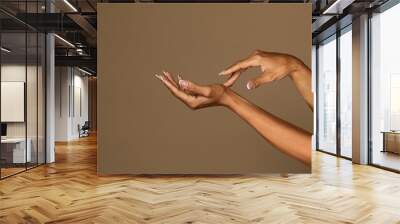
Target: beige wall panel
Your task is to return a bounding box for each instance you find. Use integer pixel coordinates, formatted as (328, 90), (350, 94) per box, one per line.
(98, 4), (312, 174)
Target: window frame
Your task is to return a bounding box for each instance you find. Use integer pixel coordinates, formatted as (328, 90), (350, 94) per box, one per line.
(367, 0), (400, 173)
(315, 23), (353, 160)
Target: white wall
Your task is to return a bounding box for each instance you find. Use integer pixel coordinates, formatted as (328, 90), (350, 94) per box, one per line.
(55, 67), (89, 141)
(1, 64), (37, 138)
(72, 73), (89, 138)
(1, 63), (46, 164)
(55, 67), (70, 141)
(1, 65), (28, 141)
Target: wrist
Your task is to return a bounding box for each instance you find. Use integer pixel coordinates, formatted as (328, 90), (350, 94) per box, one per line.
(219, 88), (236, 108)
(288, 56), (308, 79)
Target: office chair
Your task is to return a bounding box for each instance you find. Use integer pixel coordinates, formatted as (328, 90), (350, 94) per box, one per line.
(79, 121), (90, 138)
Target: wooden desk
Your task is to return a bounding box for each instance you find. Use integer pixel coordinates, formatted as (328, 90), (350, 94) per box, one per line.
(1, 138), (31, 164)
(381, 131), (400, 154)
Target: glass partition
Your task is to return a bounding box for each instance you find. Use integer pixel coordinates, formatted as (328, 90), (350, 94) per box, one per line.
(0, 31), (28, 177)
(27, 31), (38, 169)
(0, 2), (46, 179)
(38, 32), (45, 165)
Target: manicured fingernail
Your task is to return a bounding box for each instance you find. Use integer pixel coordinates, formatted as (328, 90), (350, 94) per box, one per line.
(179, 80), (188, 89)
(246, 82), (255, 90)
(155, 74), (163, 80)
(218, 71), (225, 76)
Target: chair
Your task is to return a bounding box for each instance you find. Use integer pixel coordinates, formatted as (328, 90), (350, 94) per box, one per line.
(79, 121), (90, 138)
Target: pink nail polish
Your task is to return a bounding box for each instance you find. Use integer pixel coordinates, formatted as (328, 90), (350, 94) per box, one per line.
(179, 80), (188, 89)
(156, 74), (164, 81)
(246, 82), (254, 90)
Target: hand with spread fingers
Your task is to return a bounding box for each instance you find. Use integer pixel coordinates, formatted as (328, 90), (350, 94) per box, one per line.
(155, 50), (313, 166)
(219, 50), (313, 109)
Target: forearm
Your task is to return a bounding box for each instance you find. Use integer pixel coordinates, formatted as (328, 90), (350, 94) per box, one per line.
(221, 89), (312, 166)
(289, 57), (313, 110)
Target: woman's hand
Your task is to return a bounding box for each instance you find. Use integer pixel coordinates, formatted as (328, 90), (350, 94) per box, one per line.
(155, 71), (236, 109)
(219, 50), (307, 89)
(156, 71), (311, 165)
(220, 50), (313, 109)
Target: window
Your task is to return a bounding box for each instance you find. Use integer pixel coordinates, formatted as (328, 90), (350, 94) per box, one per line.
(339, 27), (352, 158)
(390, 74), (400, 130)
(317, 35), (337, 154)
(370, 2), (400, 171)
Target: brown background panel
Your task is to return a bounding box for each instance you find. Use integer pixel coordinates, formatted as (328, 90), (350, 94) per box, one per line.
(98, 4), (312, 174)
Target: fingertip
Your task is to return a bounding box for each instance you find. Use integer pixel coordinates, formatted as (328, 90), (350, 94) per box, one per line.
(155, 74), (162, 80)
(219, 70), (232, 76)
(223, 80), (232, 87)
(163, 70), (173, 77)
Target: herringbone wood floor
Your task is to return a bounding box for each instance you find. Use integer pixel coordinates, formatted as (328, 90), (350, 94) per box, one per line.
(1, 135), (400, 224)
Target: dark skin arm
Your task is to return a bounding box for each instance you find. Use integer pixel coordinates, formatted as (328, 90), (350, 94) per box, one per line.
(156, 56), (312, 166)
(219, 50), (313, 110)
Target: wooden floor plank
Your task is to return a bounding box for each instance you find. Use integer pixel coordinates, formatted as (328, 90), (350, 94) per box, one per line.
(0, 135), (400, 223)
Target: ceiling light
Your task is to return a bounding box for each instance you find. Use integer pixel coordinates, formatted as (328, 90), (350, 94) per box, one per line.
(63, 0), (78, 12)
(322, 0), (355, 15)
(76, 48), (85, 55)
(78, 67), (93, 76)
(1, 47), (11, 53)
(54, 34), (75, 48)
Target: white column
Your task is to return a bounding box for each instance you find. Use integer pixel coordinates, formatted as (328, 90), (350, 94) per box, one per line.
(352, 14), (369, 164)
(55, 67), (73, 141)
(45, 1), (56, 163)
(46, 32), (55, 163)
